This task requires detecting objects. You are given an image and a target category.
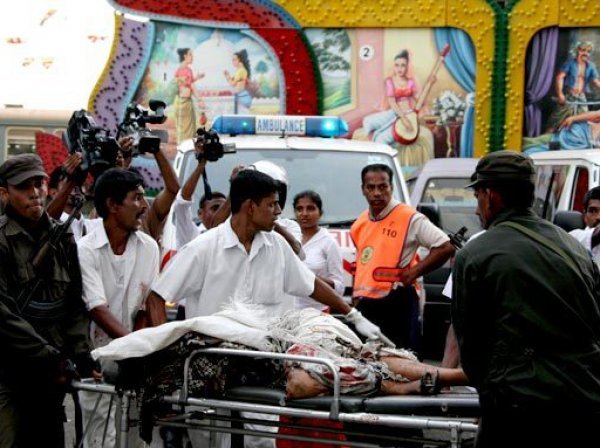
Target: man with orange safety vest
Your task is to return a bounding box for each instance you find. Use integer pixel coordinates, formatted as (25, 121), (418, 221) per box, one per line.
(351, 164), (455, 353)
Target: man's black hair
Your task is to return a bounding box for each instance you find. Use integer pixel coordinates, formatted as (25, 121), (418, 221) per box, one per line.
(361, 164), (394, 185)
(583, 186), (600, 211)
(230, 170), (279, 214)
(94, 168), (144, 219)
(199, 191), (226, 210)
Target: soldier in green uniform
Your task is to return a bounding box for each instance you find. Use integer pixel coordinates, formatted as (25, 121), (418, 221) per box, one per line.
(452, 150), (600, 448)
(0, 154), (93, 447)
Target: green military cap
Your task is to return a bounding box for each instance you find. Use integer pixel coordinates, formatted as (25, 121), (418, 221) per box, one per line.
(467, 150), (535, 188)
(0, 154), (48, 186)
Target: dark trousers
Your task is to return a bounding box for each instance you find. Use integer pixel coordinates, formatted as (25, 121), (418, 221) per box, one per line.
(477, 406), (600, 448)
(356, 286), (421, 353)
(0, 380), (65, 447)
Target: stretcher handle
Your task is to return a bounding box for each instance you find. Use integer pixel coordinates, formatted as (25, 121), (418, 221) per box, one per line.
(181, 348), (342, 420)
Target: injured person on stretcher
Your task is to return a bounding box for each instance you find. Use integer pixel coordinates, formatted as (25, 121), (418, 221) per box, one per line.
(93, 302), (468, 400)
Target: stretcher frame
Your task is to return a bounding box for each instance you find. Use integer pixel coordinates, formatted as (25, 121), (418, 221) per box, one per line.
(73, 347), (479, 448)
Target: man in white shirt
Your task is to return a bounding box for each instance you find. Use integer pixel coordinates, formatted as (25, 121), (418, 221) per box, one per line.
(77, 168), (162, 448)
(569, 186), (600, 265)
(150, 169), (382, 332)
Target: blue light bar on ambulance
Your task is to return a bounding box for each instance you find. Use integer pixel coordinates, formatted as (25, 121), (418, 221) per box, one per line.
(212, 115), (349, 138)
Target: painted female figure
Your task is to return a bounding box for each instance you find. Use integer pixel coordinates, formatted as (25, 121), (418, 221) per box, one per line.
(174, 48), (204, 143)
(362, 50), (418, 144)
(546, 41), (600, 133)
(224, 50), (252, 114)
(224, 49), (253, 114)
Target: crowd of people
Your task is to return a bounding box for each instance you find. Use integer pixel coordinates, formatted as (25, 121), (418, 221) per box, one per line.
(1, 132), (600, 448)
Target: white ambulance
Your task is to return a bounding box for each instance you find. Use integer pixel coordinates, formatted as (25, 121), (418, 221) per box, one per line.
(161, 114), (410, 296)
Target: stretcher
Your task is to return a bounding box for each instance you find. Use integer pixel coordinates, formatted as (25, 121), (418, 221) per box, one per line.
(73, 347), (480, 448)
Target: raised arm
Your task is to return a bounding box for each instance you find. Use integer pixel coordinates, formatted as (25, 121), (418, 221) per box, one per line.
(150, 146), (180, 221)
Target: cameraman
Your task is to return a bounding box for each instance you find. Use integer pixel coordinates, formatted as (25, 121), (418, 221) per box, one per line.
(118, 135), (180, 245)
(0, 154), (93, 447)
(173, 137), (226, 249)
(46, 153), (101, 240)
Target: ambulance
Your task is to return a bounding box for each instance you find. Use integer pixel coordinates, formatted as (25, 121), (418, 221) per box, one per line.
(161, 114), (410, 297)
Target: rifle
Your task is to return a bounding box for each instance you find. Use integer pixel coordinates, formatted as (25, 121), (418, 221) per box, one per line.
(448, 226), (468, 250)
(372, 226), (469, 283)
(17, 197), (84, 314)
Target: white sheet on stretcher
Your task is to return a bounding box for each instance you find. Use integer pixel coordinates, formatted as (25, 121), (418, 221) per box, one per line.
(91, 306), (271, 361)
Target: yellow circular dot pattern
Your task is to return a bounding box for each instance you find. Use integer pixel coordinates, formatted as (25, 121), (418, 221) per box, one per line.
(559, 0), (600, 26)
(274, 0), (446, 27)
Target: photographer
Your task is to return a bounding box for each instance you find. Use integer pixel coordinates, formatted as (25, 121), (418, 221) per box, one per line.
(173, 135), (226, 249)
(0, 154), (93, 447)
(116, 101), (180, 245)
(118, 134), (180, 245)
(46, 153), (101, 241)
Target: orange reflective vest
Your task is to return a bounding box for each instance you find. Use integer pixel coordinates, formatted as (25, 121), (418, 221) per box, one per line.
(350, 203), (416, 299)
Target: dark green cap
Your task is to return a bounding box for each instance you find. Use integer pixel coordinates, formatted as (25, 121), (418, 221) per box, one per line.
(466, 150), (535, 188)
(0, 154), (48, 186)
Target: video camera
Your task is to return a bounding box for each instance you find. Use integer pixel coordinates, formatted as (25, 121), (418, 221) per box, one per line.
(63, 110), (120, 178)
(118, 100), (167, 155)
(194, 128), (236, 162)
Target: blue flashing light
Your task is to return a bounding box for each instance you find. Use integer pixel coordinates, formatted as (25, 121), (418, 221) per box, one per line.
(212, 115), (255, 135)
(211, 115), (349, 138)
(305, 116), (349, 138)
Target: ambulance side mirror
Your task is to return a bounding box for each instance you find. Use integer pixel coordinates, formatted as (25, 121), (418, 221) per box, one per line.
(417, 203), (442, 229)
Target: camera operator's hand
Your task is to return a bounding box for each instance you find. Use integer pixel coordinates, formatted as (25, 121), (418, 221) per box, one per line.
(194, 138), (207, 166)
(62, 153), (87, 186)
(117, 136), (134, 168)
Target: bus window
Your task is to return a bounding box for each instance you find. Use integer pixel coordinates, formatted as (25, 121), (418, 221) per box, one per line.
(0, 109), (72, 162)
(6, 127), (43, 157)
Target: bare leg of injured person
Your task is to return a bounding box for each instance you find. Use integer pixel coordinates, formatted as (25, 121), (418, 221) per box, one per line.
(286, 357), (469, 398)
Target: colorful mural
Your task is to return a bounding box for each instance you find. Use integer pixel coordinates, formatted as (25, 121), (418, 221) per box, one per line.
(132, 23), (283, 152)
(303, 28), (474, 174)
(522, 27), (600, 154)
(117, 21), (474, 173)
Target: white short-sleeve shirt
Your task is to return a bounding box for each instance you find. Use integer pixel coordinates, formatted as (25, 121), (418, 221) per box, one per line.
(173, 191), (203, 250)
(77, 224), (159, 348)
(570, 227), (600, 267)
(152, 218), (316, 318)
